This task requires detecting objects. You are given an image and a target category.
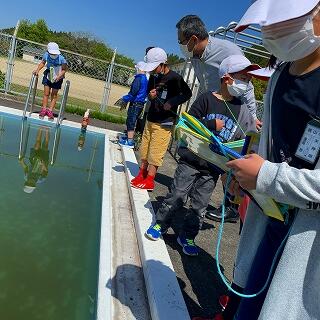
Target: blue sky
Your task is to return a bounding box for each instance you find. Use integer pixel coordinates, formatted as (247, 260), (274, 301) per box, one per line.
(0, 0), (252, 62)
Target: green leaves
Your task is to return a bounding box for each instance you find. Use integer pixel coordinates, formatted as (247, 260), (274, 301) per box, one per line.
(14, 19), (134, 67)
(0, 70), (4, 89)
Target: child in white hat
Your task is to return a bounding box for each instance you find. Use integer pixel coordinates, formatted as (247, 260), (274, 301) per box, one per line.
(33, 42), (67, 120)
(224, 1), (320, 319)
(145, 55), (257, 257)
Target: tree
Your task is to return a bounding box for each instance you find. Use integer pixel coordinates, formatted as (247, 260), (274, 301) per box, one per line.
(167, 53), (185, 65)
(12, 19), (135, 67)
(17, 19), (49, 43)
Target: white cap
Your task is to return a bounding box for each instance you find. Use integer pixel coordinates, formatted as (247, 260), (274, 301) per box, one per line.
(135, 61), (145, 71)
(139, 48), (167, 72)
(219, 55), (260, 78)
(248, 67), (275, 81)
(47, 42), (61, 55)
(235, 0), (320, 32)
(23, 185), (36, 193)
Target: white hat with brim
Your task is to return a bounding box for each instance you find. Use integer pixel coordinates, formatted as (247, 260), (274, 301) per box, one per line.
(219, 55), (260, 78)
(235, 0), (320, 32)
(139, 47), (167, 72)
(248, 67), (275, 81)
(135, 61), (145, 71)
(47, 42), (61, 55)
(24, 185), (36, 194)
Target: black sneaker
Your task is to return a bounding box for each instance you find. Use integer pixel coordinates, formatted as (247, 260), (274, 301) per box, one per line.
(205, 206), (239, 223)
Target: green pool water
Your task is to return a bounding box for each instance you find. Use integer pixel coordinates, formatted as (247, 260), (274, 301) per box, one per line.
(0, 112), (105, 320)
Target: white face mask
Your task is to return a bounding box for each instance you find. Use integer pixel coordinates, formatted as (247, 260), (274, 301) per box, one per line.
(49, 54), (58, 59)
(262, 9), (320, 62)
(179, 38), (193, 59)
(227, 79), (249, 97)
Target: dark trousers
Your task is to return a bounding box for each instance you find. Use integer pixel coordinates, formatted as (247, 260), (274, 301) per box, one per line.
(156, 162), (219, 239)
(235, 217), (293, 320)
(126, 103), (144, 131)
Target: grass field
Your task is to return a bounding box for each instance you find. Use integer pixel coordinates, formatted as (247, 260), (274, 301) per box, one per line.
(2, 83), (127, 123)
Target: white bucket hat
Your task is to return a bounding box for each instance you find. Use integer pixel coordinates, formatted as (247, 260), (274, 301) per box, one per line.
(139, 48), (167, 72)
(135, 61), (145, 72)
(235, 0), (320, 32)
(219, 55), (260, 78)
(47, 42), (61, 55)
(23, 185), (36, 194)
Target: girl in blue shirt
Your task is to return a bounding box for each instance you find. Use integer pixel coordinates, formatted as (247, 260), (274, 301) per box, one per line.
(33, 42), (67, 120)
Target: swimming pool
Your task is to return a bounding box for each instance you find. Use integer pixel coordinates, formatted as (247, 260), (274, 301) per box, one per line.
(0, 109), (109, 320)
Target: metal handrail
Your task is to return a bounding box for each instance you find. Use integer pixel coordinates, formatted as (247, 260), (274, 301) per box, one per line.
(18, 117), (61, 166)
(50, 126), (61, 165)
(57, 80), (70, 125)
(18, 118), (29, 160)
(23, 73), (38, 118)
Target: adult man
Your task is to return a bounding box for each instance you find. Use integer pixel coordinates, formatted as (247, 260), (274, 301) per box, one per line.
(176, 15), (261, 222)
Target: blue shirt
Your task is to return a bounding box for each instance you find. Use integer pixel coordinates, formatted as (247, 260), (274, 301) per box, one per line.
(42, 52), (67, 69)
(42, 52), (67, 80)
(122, 73), (148, 104)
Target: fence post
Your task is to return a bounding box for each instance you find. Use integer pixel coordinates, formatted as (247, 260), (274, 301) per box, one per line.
(100, 48), (117, 113)
(4, 20), (19, 94)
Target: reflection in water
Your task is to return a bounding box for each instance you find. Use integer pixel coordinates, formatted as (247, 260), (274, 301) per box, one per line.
(19, 126), (50, 194)
(78, 131), (86, 151)
(0, 114), (105, 320)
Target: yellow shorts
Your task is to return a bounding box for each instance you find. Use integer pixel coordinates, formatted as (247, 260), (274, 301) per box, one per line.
(140, 121), (172, 167)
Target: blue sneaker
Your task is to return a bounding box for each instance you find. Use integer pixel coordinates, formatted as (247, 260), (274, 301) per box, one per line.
(145, 223), (166, 241)
(118, 138), (134, 149)
(177, 236), (199, 256)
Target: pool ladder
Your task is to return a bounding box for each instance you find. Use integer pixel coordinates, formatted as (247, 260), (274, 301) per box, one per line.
(23, 73), (70, 126)
(18, 116), (61, 166)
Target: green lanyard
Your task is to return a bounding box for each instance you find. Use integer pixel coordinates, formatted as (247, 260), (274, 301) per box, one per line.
(222, 99), (246, 136)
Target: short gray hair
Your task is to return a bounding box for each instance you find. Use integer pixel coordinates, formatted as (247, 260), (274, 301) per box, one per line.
(176, 15), (209, 41)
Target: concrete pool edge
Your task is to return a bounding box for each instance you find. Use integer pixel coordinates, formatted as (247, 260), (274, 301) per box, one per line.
(96, 133), (112, 320)
(0, 105), (113, 320)
(120, 146), (191, 320)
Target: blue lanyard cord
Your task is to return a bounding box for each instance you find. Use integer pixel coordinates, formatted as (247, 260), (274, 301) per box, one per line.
(215, 170), (294, 298)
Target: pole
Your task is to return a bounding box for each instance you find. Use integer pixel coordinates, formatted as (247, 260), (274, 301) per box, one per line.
(100, 48), (117, 113)
(5, 20), (20, 93)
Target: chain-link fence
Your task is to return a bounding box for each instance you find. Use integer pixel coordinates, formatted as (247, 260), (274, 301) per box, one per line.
(0, 33), (13, 91)
(0, 32), (135, 115)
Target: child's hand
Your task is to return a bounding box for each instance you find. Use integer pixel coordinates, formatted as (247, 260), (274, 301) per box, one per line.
(32, 70), (39, 76)
(255, 119), (263, 131)
(149, 89), (157, 100)
(226, 154), (265, 190)
(163, 102), (171, 110)
(215, 119), (224, 131)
